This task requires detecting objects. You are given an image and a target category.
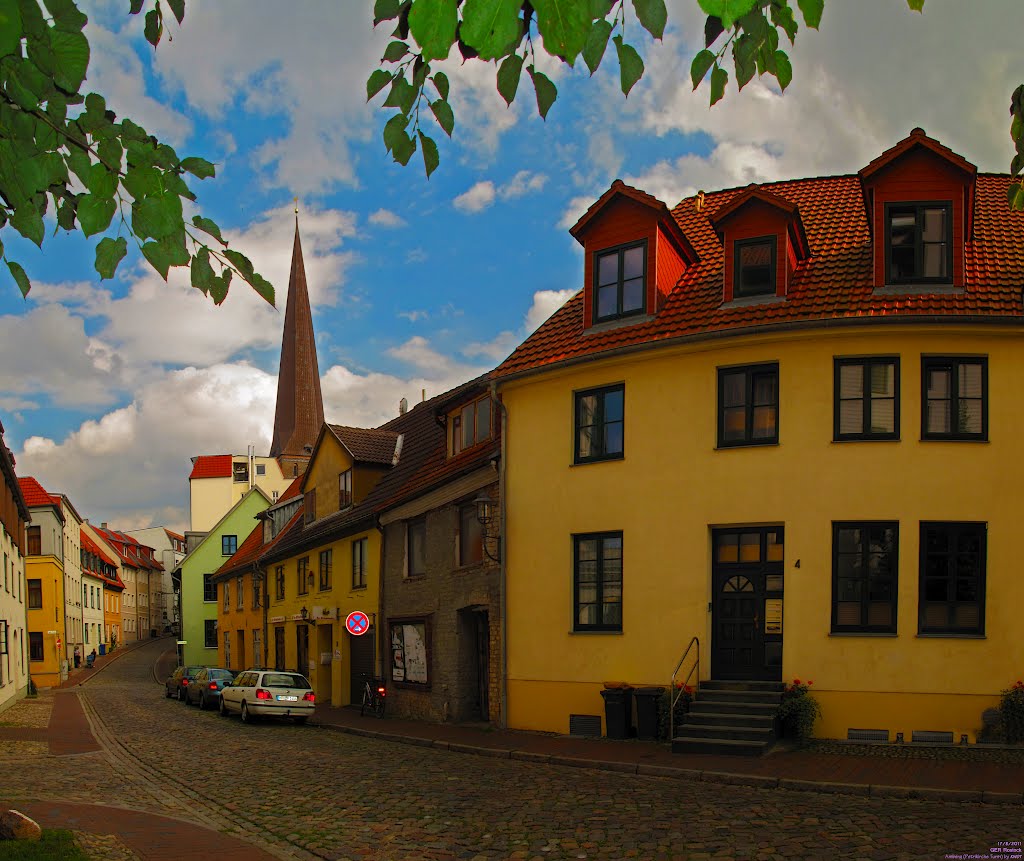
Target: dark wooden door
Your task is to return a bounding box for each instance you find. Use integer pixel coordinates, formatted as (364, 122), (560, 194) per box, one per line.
(274, 627), (285, 671)
(474, 612), (490, 721)
(296, 624), (309, 675)
(711, 527), (784, 681)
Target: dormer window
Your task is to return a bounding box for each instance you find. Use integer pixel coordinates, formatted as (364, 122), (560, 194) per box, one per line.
(338, 469), (353, 509)
(451, 395), (491, 456)
(886, 202), (952, 284)
(734, 237), (776, 298)
(594, 241), (646, 322)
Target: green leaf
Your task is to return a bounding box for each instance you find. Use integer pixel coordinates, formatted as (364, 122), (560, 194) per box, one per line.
(710, 62), (728, 106)
(180, 156), (215, 179)
(704, 14), (724, 46)
(144, 7), (161, 46)
(7, 261), (30, 297)
(226, 250), (273, 304)
(906, 0), (924, 10)
(496, 53), (524, 105)
(697, 0), (757, 30)
(207, 267), (231, 304)
(190, 245), (214, 294)
(87, 162), (115, 199)
(141, 240), (171, 280)
(429, 98), (454, 136)
(383, 39), (408, 62)
(367, 69), (393, 101)
(613, 35), (643, 96)
(690, 47), (715, 89)
(432, 70), (449, 100)
(94, 236), (127, 279)
(10, 203), (44, 245)
(132, 191), (183, 240)
(166, 0), (184, 24)
(531, 0), (590, 63)
(407, 0), (457, 61)
(123, 164), (160, 199)
(56, 194), (77, 231)
(774, 49), (792, 91)
(374, 0), (401, 25)
(383, 75), (416, 114)
(97, 137), (123, 172)
(460, 0), (523, 60)
(383, 112), (409, 152)
(632, 0), (667, 40)
(419, 130), (439, 178)
(0, 0), (24, 57)
(582, 18), (612, 75)
(770, 2), (798, 42)
(43, 0), (87, 31)
(191, 214), (225, 244)
(1010, 152), (1024, 176)
(1008, 181), (1024, 210)
(796, 0), (823, 28)
(17, 0), (46, 38)
(129, 0), (144, 14)
(77, 193), (115, 237)
(527, 66), (557, 119)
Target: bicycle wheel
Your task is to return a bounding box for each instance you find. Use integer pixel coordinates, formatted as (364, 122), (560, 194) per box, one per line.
(360, 686), (370, 717)
(374, 692), (385, 718)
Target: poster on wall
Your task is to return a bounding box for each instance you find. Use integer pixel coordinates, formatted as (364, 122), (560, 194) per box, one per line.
(391, 622), (428, 684)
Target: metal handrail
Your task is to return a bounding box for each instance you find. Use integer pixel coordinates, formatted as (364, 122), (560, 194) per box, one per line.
(669, 636), (699, 741)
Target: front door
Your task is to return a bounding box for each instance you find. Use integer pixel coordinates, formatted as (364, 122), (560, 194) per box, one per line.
(274, 627), (285, 671)
(711, 527), (784, 681)
(296, 624), (309, 676)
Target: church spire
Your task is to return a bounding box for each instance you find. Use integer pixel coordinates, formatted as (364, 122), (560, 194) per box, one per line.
(270, 211), (324, 460)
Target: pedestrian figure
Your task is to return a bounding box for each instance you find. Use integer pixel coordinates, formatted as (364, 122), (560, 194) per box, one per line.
(74, 645), (81, 668)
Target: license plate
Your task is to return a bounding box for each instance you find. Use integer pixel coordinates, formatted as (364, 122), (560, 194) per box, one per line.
(277, 695), (298, 701)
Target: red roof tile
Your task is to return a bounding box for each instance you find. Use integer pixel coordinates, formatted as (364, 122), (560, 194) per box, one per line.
(495, 159), (1024, 381)
(17, 477), (62, 510)
(189, 455), (233, 480)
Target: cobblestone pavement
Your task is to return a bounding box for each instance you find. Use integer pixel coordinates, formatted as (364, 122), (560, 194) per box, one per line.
(3, 639), (1021, 860)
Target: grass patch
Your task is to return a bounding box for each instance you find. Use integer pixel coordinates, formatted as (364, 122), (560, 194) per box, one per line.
(0, 830), (88, 860)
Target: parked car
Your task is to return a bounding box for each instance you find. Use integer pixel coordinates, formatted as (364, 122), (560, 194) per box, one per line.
(165, 665), (204, 701)
(185, 668), (237, 710)
(219, 669), (315, 724)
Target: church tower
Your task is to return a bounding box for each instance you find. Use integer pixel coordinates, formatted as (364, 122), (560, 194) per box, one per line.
(270, 215), (325, 474)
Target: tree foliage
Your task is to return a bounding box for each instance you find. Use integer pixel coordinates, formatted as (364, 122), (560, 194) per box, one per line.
(0, 0), (271, 303)
(371, 0), (1024, 211)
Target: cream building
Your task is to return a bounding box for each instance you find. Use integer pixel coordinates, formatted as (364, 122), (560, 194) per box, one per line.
(189, 452), (296, 532)
(56, 496), (84, 669)
(0, 421), (30, 714)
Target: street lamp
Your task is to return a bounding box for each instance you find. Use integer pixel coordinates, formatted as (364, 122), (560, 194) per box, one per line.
(474, 491), (500, 563)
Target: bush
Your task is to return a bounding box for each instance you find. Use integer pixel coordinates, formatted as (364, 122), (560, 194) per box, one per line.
(776, 678), (821, 743)
(1000, 680), (1024, 744)
(658, 684), (693, 740)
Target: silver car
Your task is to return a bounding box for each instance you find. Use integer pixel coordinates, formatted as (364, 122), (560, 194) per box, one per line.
(218, 669), (315, 724)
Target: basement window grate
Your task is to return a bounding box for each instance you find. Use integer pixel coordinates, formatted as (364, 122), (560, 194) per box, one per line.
(847, 728), (889, 743)
(569, 714), (602, 738)
(911, 730), (954, 744)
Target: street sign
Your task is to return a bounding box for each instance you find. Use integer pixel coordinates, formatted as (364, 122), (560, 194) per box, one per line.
(345, 611), (370, 636)
(56, 635), (62, 650)
(176, 640), (187, 645)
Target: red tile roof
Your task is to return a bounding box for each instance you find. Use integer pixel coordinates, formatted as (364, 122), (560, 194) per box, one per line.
(81, 529), (118, 568)
(495, 161), (1024, 381)
(189, 455), (233, 479)
(17, 476), (61, 509)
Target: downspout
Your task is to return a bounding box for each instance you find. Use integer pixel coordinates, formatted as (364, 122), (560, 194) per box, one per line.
(257, 561), (268, 669)
(375, 516), (385, 681)
(490, 380), (508, 729)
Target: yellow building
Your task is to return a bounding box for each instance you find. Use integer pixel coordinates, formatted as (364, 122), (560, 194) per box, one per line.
(495, 129), (1024, 747)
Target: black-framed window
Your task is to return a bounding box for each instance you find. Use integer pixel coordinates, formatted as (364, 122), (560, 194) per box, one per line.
(222, 535), (237, 556)
(718, 364), (779, 447)
(274, 565), (285, 600)
(407, 519), (426, 577)
(352, 538), (367, 588)
(573, 532), (623, 632)
(339, 469), (353, 509)
(318, 549), (332, 591)
(204, 619), (218, 648)
(27, 579), (42, 609)
(734, 236), (776, 298)
(919, 522), (986, 635)
(832, 523), (898, 633)
(203, 573), (216, 602)
(594, 241), (646, 323)
(886, 202), (952, 284)
(574, 384), (624, 463)
(29, 631), (43, 662)
(834, 357), (900, 440)
(297, 557), (310, 596)
(921, 357), (987, 440)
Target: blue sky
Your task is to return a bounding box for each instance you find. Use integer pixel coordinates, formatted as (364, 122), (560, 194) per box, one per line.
(0, 0), (1019, 531)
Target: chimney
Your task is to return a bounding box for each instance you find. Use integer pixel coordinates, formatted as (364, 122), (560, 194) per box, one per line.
(101, 522), (108, 529)
(421, 388), (426, 402)
(399, 397), (408, 416)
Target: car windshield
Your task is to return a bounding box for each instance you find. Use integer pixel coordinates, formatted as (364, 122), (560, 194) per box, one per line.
(186, 667), (203, 675)
(261, 673), (311, 689)
(209, 670), (234, 680)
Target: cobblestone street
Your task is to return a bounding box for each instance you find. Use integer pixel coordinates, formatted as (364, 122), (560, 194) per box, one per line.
(1, 639), (1020, 860)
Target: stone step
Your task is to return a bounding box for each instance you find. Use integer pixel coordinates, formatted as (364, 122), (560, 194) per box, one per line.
(689, 700), (779, 716)
(699, 679), (786, 692)
(671, 736), (773, 756)
(695, 688), (782, 705)
(684, 711), (776, 729)
(679, 724), (775, 742)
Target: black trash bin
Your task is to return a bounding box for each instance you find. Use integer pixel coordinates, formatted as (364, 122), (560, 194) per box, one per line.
(600, 684), (634, 739)
(633, 686), (665, 740)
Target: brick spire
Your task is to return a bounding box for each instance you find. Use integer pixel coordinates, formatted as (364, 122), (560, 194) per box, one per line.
(270, 215), (324, 459)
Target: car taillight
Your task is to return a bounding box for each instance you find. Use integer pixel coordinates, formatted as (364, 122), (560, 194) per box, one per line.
(181, 679), (189, 685)
(209, 682), (218, 690)
(256, 688), (272, 700)
(376, 686), (386, 696)
(302, 692), (315, 702)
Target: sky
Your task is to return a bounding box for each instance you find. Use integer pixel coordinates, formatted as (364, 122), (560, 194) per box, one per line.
(0, 0), (1019, 534)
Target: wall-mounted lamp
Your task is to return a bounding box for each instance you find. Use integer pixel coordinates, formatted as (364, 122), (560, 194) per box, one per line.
(474, 490), (500, 563)
(300, 605), (312, 625)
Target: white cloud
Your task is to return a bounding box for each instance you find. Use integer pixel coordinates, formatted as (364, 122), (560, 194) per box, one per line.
(454, 181), (497, 213)
(462, 287), (577, 363)
(462, 331), (520, 362)
(369, 209), (407, 228)
(525, 289), (576, 333)
(398, 310), (428, 323)
(387, 336), (480, 379)
(502, 171), (547, 199)
(559, 195), (597, 230)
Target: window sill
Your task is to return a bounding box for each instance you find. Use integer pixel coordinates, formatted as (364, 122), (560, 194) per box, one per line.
(569, 629), (623, 635)
(350, 584), (367, 591)
(454, 560), (489, 573)
(584, 313), (655, 334)
(828, 632), (898, 637)
(721, 293), (787, 309)
(832, 437), (900, 444)
(875, 283), (962, 295)
(715, 441), (779, 450)
(916, 632), (986, 639)
(571, 455), (624, 467)
(920, 437), (988, 443)
(404, 575), (426, 582)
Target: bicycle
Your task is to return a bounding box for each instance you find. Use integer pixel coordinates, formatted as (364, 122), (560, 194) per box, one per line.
(360, 675), (386, 718)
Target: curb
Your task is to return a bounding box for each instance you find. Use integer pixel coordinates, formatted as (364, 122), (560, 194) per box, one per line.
(309, 719), (1024, 805)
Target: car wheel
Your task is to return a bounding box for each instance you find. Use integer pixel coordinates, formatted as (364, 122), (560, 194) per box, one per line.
(240, 701), (254, 724)
(219, 697), (229, 717)
(178, 686), (186, 702)
(165, 685), (172, 699)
